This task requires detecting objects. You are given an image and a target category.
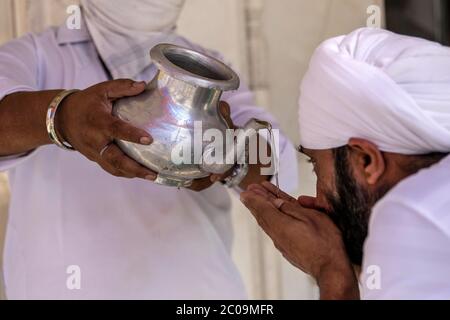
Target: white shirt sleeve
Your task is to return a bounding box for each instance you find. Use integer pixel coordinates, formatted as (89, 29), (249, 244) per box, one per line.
(361, 198), (450, 300)
(0, 34), (41, 172)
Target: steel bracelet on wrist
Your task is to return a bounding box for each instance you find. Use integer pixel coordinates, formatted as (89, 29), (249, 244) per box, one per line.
(46, 89), (79, 151)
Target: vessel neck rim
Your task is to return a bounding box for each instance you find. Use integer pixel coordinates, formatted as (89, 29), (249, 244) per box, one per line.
(150, 43), (240, 91)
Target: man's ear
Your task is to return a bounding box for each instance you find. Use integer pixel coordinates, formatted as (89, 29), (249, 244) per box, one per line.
(347, 138), (385, 185)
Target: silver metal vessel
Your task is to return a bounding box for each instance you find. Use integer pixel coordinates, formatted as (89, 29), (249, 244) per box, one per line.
(113, 44), (268, 188)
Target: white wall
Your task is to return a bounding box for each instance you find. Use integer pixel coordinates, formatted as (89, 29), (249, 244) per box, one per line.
(0, 0), (384, 300)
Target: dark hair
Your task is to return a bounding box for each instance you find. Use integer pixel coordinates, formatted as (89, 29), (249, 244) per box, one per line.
(328, 146), (373, 265)
(402, 152), (449, 175)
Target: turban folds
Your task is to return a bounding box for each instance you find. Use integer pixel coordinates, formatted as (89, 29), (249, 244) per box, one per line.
(299, 28), (450, 155)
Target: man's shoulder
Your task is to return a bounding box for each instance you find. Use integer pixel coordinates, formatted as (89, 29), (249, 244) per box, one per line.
(12, 21), (92, 47)
(1, 25), (86, 56)
(371, 155), (450, 230)
(363, 156), (450, 299)
(0, 27), (54, 52)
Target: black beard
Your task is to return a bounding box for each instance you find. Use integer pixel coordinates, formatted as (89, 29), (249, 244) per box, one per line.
(325, 147), (390, 266)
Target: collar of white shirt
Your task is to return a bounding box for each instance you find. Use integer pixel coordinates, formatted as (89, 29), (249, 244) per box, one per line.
(56, 17), (91, 45)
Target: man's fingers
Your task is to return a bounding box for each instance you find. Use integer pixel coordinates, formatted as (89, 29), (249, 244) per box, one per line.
(297, 196), (318, 209)
(218, 101), (234, 129)
(241, 191), (273, 216)
(108, 118), (153, 145)
(97, 158), (131, 178)
(248, 182), (317, 222)
(189, 176), (213, 192)
(210, 174), (222, 183)
(101, 144), (157, 180)
(241, 190), (297, 238)
(261, 181), (297, 202)
(268, 198), (302, 219)
(219, 101), (231, 117)
(241, 190), (287, 223)
(98, 79), (147, 101)
(247, 184), (274, 200)
(271, 198), (319, 223)
(210, 167), (234, 183)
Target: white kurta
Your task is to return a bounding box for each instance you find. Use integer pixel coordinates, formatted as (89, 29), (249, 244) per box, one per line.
(361, 155), (450, 300)
(0, 24), (298, 299)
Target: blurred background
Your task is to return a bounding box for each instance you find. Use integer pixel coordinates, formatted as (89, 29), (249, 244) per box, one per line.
(0, 0), (448, 300)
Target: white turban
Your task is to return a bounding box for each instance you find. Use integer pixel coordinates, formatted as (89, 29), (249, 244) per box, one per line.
(299, 28), (450, 155)
(81, 0), (186, 79)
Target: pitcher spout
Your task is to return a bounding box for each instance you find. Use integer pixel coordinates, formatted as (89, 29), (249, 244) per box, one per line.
(200, 118), (273, 175)
(233, 118), (272, 164)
